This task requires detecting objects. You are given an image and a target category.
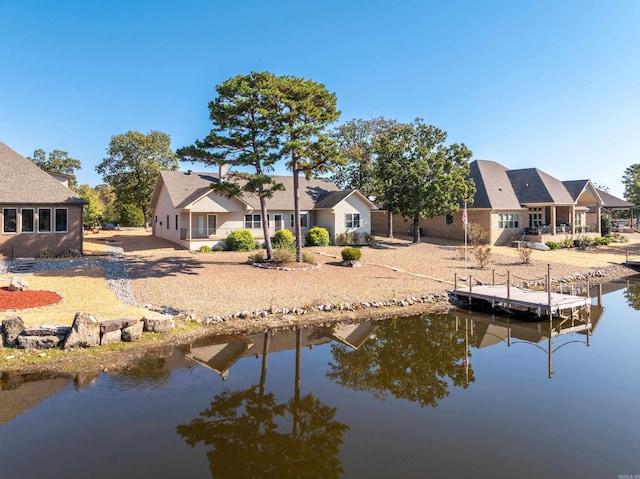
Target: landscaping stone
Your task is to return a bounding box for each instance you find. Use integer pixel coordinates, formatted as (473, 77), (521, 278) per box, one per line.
(143, 314), (174, 333)
(17, 334), (66, 349)
(2, 315), (25, 347)
(121, 320), (143, 342)
(8, 276), (29, 291)
(100, 318), (138, 333)
(64, 312), (100, 349)
(100, 329), (122, 346)
(23, 325), (70, 336)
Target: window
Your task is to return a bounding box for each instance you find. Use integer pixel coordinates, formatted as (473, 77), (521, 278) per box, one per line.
(3, 208), (17, 233)
(245, 214), (262, 229)
(446, 214), (453, 225)
(528, 207), (543, 227)
(54, 208), (68, 232)
(290, 213), (308, 228)
(498, 212), (519, 229)
(345, 213), (361, 228)
(21, 208), (35, 233)
(38, 208), (51, 232)
(175, 214), (178, 230)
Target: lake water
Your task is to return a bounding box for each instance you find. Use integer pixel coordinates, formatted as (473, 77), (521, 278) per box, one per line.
(1, 277), (640, 479)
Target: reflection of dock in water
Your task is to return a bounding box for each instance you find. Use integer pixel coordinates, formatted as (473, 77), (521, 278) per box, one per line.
(186, 322), (378, 379)
(453, 301), (605, 378)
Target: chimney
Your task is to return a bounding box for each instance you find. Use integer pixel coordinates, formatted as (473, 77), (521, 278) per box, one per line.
(219, 163), (229, 179)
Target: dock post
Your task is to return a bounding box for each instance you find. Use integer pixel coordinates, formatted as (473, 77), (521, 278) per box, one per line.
(469, 275), (472, 292)
(547, 264), (552, 320)
(492, 270), (495, 285)
(507, 271), (510, 298)
(454, 273), (457, 291)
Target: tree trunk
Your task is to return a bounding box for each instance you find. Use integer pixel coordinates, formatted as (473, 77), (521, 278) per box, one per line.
(413, 215), (421, 243)
(387, 211), (394, 238)
(142, 206), (149, 229)
(259, 194), (273, 260)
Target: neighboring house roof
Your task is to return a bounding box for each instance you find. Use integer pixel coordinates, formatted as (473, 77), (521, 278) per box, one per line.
(151, 170), (367, 211)
(469, 160), (521, 209)
(596, 188), (634, 209)
(469, 159), (596, 210)
(0, 142), (86, 205)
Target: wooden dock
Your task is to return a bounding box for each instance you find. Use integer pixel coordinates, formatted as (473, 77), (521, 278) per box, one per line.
(449, 284), (590, 318)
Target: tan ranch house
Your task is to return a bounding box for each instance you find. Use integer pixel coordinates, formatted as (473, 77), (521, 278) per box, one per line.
(374, 159), (632, 246)
(149, 169), (377, 250)
(0, 142), (87, 258)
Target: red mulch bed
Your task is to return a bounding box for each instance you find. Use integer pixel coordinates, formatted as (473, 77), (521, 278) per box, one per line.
(0, 287), (62, 311)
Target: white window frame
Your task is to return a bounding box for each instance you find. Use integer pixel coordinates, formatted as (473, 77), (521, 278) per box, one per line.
(245, 214), (262, 229)
(498, 212), (519, 229)
(345, 212), (361, 228)
(21, 208), (35, 233)
(55, 208), (68, 233)
(2, 208), (17, 234)
(290, 213), (309, 228)
(38, 208), (52, 233)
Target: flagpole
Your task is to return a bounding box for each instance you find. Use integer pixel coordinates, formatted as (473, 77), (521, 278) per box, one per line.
(463, 202), (468, 279)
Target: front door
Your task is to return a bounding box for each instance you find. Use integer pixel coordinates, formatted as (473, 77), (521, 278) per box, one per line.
(207, 214), (217, 236)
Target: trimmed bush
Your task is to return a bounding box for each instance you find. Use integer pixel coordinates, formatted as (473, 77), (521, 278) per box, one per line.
(247, 251), (265, 264)
(272, 246), (296, 264)
(273, 229), (295, 248)
(226, 230), (256, 252)
(336, 231), (360, 246)
(307, 227), (330, 246)
(545, 241), (561, 250)
(198, 245), (212, 253)
(601, 216), (612, 237)
(302, 251), (317, 264)
(341, 247), (362, 262)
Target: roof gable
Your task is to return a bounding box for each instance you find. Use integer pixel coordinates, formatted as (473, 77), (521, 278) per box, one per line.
(0, 142), (86, 205)
(469, 160), (521, 209)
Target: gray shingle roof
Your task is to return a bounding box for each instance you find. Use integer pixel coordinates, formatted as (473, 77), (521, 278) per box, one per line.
(596, 188), (634, 209)
(154, 170), (345, 211)
(469, 159), (586, 209)
(0, 142), (87, 205)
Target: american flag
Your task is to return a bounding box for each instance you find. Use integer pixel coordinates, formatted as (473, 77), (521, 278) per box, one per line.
(462, 203), (468, 226)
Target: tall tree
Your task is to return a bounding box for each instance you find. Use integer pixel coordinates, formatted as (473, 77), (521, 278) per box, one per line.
(178, 72), (285, 260)
(96, 130), (178, 228)
(75, 184), (103, 225)
(274, 75), (343, 261)
(332, 117), (399, 237)
(374, 119), (475, 243)
(623, 164), (640, 226)
(27, 148), (82, 189)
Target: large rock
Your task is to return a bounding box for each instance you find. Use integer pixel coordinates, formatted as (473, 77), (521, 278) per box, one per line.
(100, 318), (138, 333)
(100, 329), (121, 346)
(17, 334), (65, 349)
(8, 276), (29, 292)
(121, 320), (143, 342)
(64, 312), (100, 349)
(143, 314), (174, 333)
(2, 315), (25, 347)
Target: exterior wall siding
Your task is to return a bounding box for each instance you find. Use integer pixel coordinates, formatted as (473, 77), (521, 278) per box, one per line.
(0, 204), (84, 258)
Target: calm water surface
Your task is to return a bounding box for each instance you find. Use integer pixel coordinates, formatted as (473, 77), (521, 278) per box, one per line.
(1, 278), (640, 479)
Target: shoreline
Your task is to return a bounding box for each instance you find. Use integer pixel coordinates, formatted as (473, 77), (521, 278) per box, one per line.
(2, 229), (640, 375)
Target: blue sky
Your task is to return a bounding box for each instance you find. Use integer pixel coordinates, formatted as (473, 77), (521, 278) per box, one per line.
(1, 1), (638, 197)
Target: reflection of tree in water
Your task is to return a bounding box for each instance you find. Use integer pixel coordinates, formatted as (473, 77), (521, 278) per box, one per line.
(327, 314), (475, 407)
(176, 387), (348, 479)
(624, 282), (640, 310)
(177, 330), (348, 479)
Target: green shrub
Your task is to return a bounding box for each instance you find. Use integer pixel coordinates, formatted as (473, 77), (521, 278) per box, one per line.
(272, 246), (296, 264)
(273, 229), (295, 248)
(341, 247), (362, 262)
(545, 241), (561, 250)
(307, 227), (330, 246)
(212, 244), (225, 252)
(226, 229), (256, 251)
(562, 237), (573, 248)
(601, 216), (612, 237)
(363, 232), (376, 246)
(247, 251), (265, 264)
(198, 245), (212, 253)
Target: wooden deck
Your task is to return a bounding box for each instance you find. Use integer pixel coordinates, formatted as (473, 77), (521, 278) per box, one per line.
(449, 284), (590, 317)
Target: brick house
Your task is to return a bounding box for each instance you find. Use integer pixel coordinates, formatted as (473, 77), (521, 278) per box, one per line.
(0, 142), (87, 258)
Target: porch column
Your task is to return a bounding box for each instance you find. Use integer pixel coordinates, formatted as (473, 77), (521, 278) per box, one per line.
(189, 211), (192, 241)
(596, 204), (601, 234)
(570, 205), (575, 235)
(551, 206), (557, 235)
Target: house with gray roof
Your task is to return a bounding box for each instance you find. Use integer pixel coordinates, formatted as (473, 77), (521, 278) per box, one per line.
(377, 159), (623, 246)
(0, 142), (87, 258)
(149, 169), (377, 250)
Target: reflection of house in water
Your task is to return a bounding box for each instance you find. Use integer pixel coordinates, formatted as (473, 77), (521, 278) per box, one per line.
(0, 375), (71, 426)
(186, 322), (378, 379)
(453, 302), (605, 378)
